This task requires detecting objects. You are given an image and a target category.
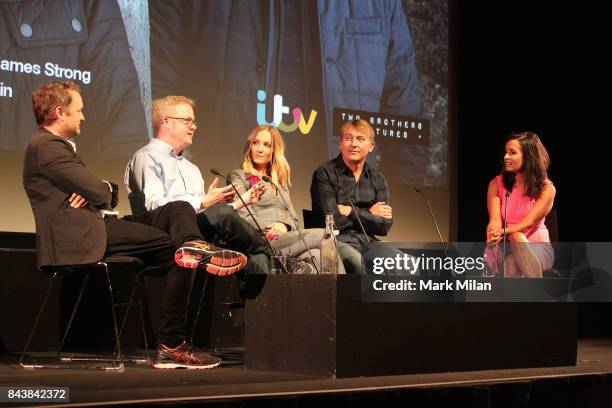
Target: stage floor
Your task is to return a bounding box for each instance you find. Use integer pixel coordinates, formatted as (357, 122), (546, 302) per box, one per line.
(1, 339), (612, 407)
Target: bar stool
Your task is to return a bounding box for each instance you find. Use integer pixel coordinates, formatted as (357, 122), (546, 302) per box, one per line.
(20, 256), (151, 371)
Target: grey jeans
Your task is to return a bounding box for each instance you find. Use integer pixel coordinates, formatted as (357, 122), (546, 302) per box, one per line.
(271, 228), (352, 274)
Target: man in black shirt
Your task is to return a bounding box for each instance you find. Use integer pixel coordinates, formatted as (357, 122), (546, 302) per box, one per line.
(311, 119), (393, 274)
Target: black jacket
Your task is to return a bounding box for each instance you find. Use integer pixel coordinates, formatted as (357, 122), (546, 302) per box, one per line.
(23, 128), (116, 267)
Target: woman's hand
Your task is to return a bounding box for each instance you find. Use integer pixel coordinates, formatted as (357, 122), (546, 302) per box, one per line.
(246, 182), (266, 205)
(232, 182), (266, 210)
(486, 228), (504, 244)
(486, 222), (503, 244)
(264, 222), (288, 240)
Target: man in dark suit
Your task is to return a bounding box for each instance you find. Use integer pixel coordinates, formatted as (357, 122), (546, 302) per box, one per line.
(22, 81), (242, 369)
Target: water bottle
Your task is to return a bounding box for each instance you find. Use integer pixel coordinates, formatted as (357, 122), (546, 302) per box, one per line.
(320, 214), (339, 274)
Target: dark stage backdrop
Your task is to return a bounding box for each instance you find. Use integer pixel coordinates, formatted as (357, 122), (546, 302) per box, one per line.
(457, 1), (612, 336)
(457, 1), (611, 242)
(0, 0), (451, 242)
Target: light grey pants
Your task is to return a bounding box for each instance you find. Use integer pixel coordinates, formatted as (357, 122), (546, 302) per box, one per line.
(271, 228), (348, 274)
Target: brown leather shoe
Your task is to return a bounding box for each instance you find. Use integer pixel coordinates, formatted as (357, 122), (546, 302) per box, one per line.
(175, 240), (248, 276)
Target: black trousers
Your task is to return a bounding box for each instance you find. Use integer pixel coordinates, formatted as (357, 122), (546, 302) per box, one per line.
(104, 201), (204, 347)
(197, 203), (272, 274)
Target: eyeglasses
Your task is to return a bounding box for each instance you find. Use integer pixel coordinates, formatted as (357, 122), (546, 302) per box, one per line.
(166, 116), (198, 128)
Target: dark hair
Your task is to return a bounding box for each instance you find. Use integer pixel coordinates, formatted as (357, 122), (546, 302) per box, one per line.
(502, 132), (550, 198)
(32, 81), (81, 126)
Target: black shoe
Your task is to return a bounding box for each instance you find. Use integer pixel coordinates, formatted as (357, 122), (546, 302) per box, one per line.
(288, 257), (315, 274)
(175, 240), (248, 275)
(273, 256), (316, 274)
(153, 341), (221, 369)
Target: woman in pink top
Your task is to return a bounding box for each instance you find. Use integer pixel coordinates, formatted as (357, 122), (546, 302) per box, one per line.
(484, 132), (556, 278)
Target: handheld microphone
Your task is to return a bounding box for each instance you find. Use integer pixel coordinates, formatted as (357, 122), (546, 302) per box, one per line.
(414, 187), (449, 259)
(261, 175), (321, 273)
(502, 190), (510, 277)
(209, 169), (287, 273)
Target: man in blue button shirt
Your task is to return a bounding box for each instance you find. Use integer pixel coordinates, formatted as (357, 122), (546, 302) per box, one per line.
(126, 96), (272, 275)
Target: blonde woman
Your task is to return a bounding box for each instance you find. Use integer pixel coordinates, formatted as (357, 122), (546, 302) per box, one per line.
(228, 125), (346, 273)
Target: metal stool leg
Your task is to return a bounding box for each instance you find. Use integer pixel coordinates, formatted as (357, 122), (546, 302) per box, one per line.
(20, 272), (58, 367)
(57, 271), (91, 357)
(190, 273), (210, 344)
(117, 265), (149, 362)
(133, 269), (150, 361)
(102, 262), (124, 369)
(118, 267), (139, 338)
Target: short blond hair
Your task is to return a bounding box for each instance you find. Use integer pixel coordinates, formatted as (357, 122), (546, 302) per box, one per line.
(152, 96), (195, 130)
(339, 119), (375, 142)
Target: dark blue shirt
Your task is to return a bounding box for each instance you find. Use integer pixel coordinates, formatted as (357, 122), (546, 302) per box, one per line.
(310, 154), (392, 249)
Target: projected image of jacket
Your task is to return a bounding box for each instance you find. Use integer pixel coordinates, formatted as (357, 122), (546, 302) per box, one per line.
(0, 0), (148, 156)
(150, 0), (425, 184)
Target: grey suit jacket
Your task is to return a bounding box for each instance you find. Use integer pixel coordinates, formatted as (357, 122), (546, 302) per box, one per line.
(228, 169), (298, 231)
(23, 128), (115, 267)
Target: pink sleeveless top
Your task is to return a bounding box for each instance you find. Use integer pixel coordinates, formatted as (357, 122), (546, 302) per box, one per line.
(496, 175), (550, 242)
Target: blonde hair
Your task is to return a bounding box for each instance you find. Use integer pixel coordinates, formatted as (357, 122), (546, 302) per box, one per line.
(339, 119), (375, 142)
(242, 126), (291, 188)
(152, 95), (195, 131)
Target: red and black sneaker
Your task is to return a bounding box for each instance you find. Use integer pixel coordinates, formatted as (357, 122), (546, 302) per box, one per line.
(175, 240), (248, 276)
(153, 341), (221, 369)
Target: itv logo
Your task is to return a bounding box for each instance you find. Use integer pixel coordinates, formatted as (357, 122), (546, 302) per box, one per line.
(256, 90), (317, 134)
